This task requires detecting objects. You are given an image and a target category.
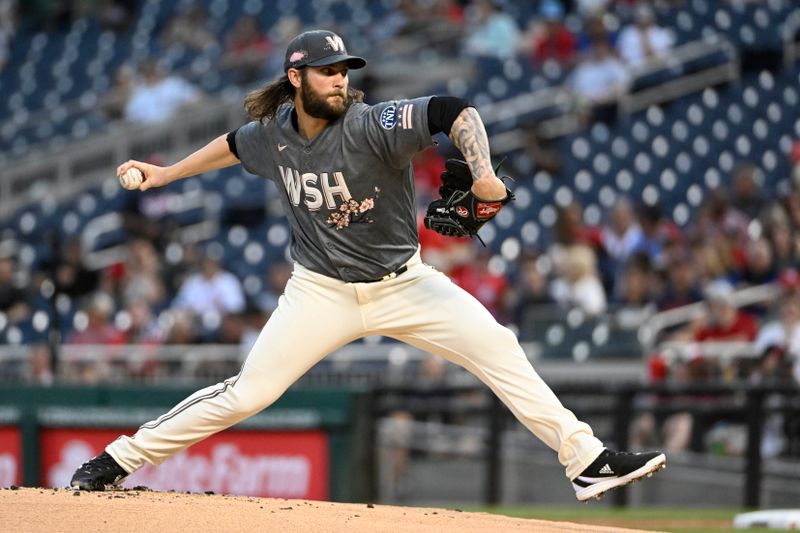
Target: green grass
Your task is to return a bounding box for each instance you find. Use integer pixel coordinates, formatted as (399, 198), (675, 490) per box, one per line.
(465, 506), (785, 533)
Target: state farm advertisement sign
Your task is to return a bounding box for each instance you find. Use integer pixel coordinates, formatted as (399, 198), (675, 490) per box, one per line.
(0, 426), (21, 486)
(41, 429), (328, 499)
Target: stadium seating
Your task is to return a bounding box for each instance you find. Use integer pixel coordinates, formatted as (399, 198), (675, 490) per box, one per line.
(2, 1), (800, 361)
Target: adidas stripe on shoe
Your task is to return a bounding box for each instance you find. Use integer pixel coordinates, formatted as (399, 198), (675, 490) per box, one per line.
(572, 449), (666, 502)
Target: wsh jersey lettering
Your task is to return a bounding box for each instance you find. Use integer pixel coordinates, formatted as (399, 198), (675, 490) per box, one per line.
(278, 165), (352, 211)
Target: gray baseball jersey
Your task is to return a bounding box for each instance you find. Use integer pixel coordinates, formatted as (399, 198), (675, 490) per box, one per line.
(235, 96), (434, 282)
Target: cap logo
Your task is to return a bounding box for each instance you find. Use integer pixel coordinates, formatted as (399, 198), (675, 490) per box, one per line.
(289, 51), (306, 63)
(325, 35), (345, 52)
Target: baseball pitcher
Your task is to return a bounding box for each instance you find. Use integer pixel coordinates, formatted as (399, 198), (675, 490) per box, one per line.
(72, 30), (665, 502)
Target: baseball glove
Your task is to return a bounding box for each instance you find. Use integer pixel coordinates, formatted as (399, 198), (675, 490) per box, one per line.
(423, 158), (514, 245)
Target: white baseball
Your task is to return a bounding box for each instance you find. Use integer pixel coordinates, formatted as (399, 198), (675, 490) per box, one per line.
(119, 167), (144, 190)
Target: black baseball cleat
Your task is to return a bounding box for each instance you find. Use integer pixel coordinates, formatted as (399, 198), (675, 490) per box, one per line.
(572, 449), (666, 502)
(70, 451), (129, 491)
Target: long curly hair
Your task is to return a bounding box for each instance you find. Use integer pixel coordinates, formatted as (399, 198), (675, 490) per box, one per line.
(243, 71), (365, 121)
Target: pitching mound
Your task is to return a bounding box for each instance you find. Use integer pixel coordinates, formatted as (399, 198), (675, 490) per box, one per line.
(0, 487), (661, 533)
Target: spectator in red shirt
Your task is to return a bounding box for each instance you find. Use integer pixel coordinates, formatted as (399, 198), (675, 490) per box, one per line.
(693, 279), (758, 342)
(450, 249), (509, 320)
(66, 292), (125, 345)
(417, 213), (473, 276)
(524, 0), (576, 66)
(412, 148), (447, 207)
(553, 201), (603, 249)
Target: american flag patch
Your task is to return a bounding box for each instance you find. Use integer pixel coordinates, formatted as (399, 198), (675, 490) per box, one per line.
(400, 103), (414, 130)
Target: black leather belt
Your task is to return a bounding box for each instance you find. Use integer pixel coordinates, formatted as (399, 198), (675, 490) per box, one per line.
(361, 264), (409, 283)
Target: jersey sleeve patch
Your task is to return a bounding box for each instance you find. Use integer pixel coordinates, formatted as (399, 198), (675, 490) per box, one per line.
(379, 106), (397, 130)
(399, 103), (414, 130)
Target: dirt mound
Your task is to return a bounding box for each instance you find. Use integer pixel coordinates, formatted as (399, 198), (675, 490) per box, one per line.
(0, 487), (661, 532)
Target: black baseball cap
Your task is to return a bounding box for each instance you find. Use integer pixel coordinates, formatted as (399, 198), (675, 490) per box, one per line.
(283, 30), (366, 72)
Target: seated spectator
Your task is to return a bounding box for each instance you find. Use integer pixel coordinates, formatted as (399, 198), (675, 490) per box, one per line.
(657, 250), (703, 311)
(616, 3), (674, 66)
(602, 198), (643, 262)
(0, 255), (31, 324)
(755, 296), (800, 363)
(238, 305), (268, 352)
(124, 60), (202, 125)
(551, 244), (608, 316)
(464, 0), (520, 59)
(568, 36), (630, 123)
(764, 213), (796, 272)
(254, 260), (292, 316)
(510, 253), (556, 330)
(159, 3), (218, 52)
(601, 197), (643, 286)
(691, 186), (750, 244)
(99, 64), (135, 121)
(26, 343), (54, 386)
(519, 0), (576, 66)
(222, 15), (271, 86)
(614, 263), (657, 329)
(576, 13), (616, 53)
(66, 291), (125, 345)
(633, 203), (679, 269)
(171, 248), (245, 324)
(730, 161), (766, 220)
(120, 238), (166, 308)
(124, 298), (166, 345)
(693, 279), (758, 343)
(739, 237), (777, 287)
(630, 358), (703, 453)
(164, 309), (199, 344)
(688, 189), (749, 282)
(690, 239), (736, 289)
(552, 200), (603, 250)
(51, 238), (100, 300)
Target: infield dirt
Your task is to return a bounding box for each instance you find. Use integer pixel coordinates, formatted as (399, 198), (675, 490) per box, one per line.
(0, 487), (665, 533)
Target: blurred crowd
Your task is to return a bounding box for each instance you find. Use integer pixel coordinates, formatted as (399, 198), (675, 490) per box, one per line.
(0, 0), (684, 125)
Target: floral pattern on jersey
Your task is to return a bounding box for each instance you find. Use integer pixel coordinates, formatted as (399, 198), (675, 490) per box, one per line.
(326, 187), (381, 230)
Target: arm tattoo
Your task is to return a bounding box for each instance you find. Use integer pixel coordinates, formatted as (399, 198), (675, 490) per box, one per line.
(449, 107), (492, 181)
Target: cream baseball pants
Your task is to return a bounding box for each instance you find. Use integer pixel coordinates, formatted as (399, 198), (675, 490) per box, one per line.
(107, 251), (605, 480)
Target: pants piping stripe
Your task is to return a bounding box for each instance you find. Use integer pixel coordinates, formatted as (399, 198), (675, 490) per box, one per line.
(139, 369), (243, 431)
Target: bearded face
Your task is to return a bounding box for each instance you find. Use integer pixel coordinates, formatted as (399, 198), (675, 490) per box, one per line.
(299, 68), (351, 121)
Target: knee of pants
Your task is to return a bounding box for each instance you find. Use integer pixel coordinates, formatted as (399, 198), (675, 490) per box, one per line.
(228, 385), (284, 417)
(470, 323), (521, 353)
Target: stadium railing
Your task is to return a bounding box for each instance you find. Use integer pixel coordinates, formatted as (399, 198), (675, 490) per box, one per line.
(638, 281), (781, 352)
(369, 381), (800, 507)
(484, 36), (739, 154)
(0, 340), (647, 388)
(0, 98), (246, 218)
